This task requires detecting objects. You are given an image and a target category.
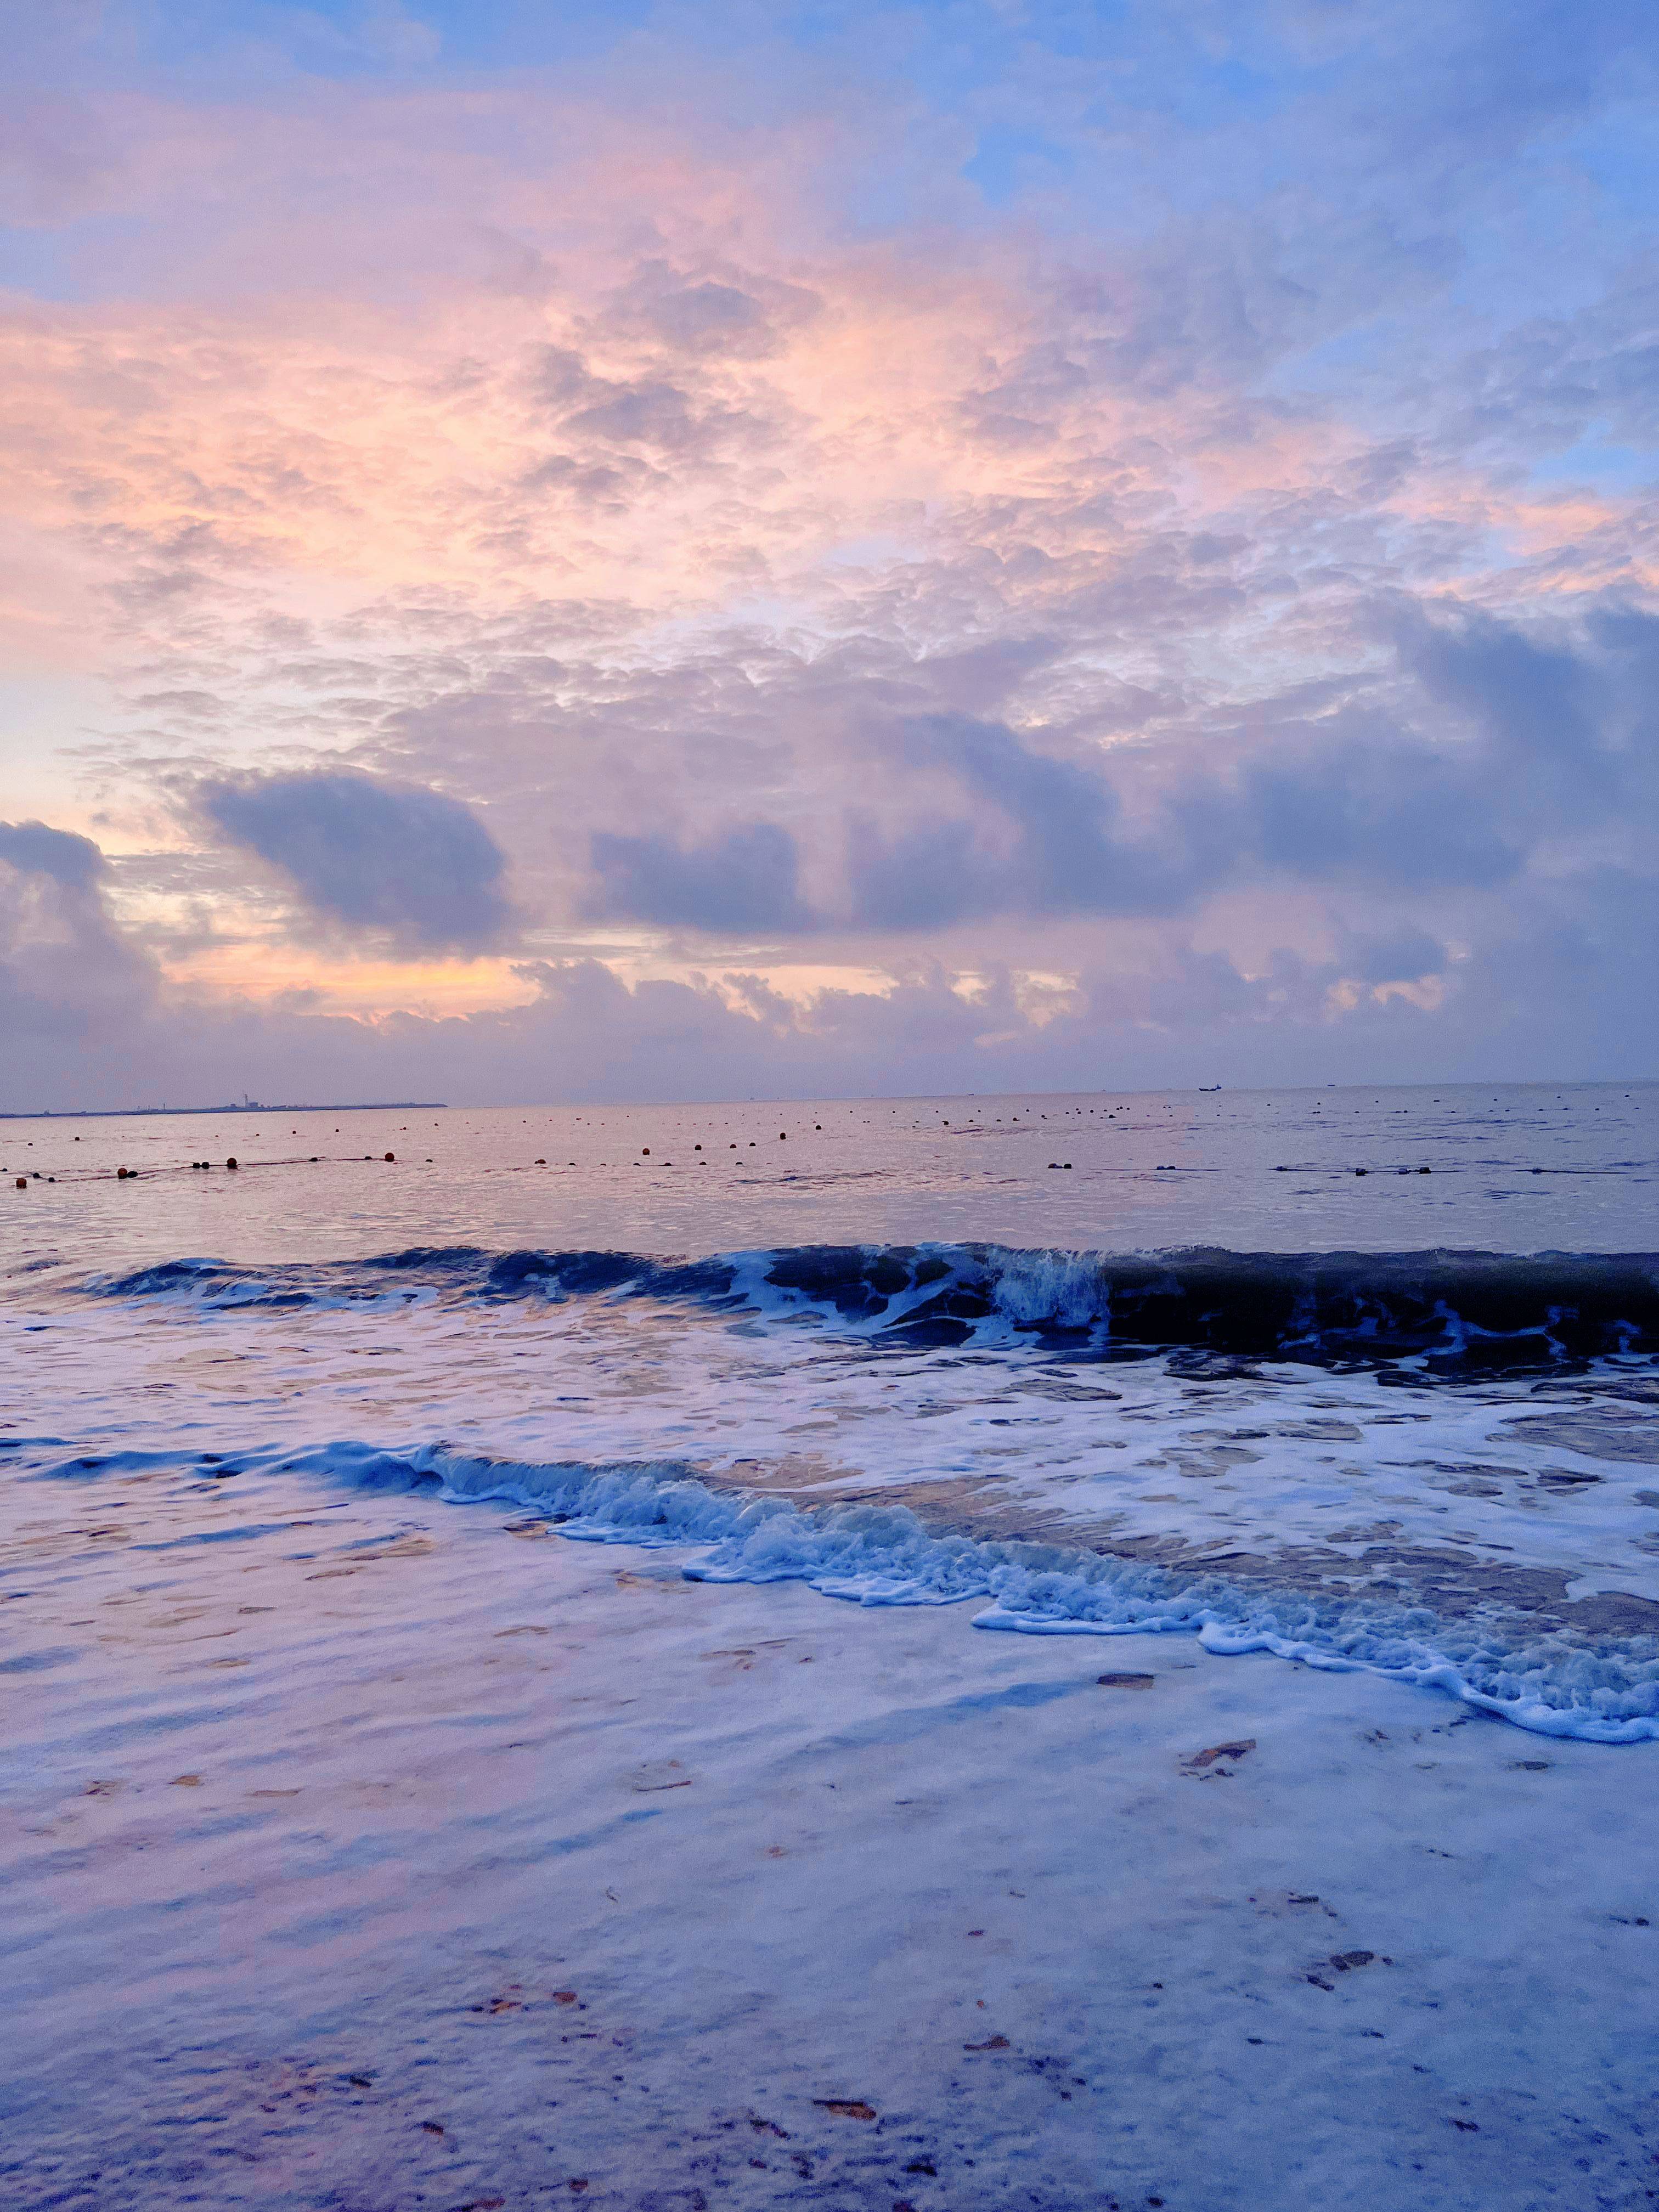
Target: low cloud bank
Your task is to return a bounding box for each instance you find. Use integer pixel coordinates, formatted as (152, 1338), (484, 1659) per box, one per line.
(2, 813), (1653, 1110)
(199, 774), (516, 956)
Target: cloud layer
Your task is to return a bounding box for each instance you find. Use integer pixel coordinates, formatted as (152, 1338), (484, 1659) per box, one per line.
(2, 1), (1657, 1105)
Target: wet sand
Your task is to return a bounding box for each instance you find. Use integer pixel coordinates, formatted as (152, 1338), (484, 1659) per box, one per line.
(4, 1460), (1657, 2211)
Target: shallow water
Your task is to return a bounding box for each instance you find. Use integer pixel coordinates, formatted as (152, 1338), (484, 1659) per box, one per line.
(9, 1483), (1655, 2212)
(5, 1082), (1659, 1737)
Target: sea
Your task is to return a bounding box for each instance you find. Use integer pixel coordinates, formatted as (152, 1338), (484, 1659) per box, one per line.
(5, 1080), (1659, 1739)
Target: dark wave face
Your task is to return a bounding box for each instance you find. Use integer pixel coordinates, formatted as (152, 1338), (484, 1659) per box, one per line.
(84, 1242), (1659, 1372)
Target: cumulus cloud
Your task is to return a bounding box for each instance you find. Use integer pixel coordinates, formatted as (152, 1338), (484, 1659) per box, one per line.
(198, 774), (516, 955)
(840, 717), (1165, 927)
(0, 820), (106, 890)
(1239, 729), (1522, 890)
(606, 260), (821, 359)
(0, 817), (156, 1079)
(1395, 602), (1645, 821)
(587, 822), (816, 934)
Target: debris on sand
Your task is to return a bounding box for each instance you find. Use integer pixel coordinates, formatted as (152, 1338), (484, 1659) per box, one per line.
(1182, 1739), (1256, 1771)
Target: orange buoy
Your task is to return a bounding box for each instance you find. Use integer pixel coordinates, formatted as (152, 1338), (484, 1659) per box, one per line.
(226, 1156), (239, 1170)
(14, 1177), (24, 1190)
(384, 1151), (395, 1161)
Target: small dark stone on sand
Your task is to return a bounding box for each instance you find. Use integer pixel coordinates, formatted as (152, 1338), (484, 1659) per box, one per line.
(1183, 1739), (1256, 1769)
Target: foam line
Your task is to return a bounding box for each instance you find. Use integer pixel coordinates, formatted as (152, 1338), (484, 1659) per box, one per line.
(278, 1440), (1659, 1743)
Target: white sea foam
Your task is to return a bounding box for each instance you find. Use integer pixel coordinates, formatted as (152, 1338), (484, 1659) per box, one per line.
(27, 1266), (1659, 1588)
(268, 1439), (1659, 1742)
(13, 1223), (1659, 1746)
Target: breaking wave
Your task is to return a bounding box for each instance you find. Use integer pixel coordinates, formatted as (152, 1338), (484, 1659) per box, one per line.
(86, 1240), (1659, 1368)
(273, 1438), (1659, 1742)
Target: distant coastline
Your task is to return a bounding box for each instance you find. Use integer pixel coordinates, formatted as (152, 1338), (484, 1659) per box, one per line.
(0, 1102), (445, 1120)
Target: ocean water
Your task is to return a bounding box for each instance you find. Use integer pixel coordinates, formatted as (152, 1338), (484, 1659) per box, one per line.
(6, 1080), (1659, 1741)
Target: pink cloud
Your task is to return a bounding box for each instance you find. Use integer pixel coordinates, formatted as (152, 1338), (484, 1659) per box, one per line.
(2, 52), (1656, 1085)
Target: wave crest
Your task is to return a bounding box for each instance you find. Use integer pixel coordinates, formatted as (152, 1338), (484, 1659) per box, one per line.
(86, 1240), (1659, 1367)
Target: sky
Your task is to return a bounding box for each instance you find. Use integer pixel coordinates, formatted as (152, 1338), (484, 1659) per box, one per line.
(3, 0), (1658, 1109)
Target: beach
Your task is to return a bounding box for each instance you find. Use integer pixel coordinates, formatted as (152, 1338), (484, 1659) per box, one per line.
(4, 1085), (1659, 2209)
(5, 1451), (1656, 2211)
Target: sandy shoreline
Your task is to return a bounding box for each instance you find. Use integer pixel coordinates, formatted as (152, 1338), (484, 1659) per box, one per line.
(4, 1464), (1658, 2210)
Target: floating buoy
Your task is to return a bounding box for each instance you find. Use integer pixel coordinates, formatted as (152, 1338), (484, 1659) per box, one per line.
(1354, 1167), (1367, 1177)
(642, 1147), (650, 1155)
(226, 1156), (239, 1170)
(14, 1177), (24, 1190)
(1419, 1166), (1431, 1175)
(535, 1157), (546, 1165)
(116, 1167), (129, 1178)
(779, 1132), (786, 1140)
(384, 1151), (395, 1162)
(694, 1143), (702, 1150)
